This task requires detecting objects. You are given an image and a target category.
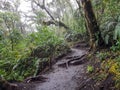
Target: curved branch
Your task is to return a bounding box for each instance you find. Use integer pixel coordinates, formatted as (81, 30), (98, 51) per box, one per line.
(42, 20), (71, 30)
(33, 0), (72, 30)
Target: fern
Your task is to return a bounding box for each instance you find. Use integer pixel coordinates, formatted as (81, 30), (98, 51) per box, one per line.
(114, 23), (120, 40)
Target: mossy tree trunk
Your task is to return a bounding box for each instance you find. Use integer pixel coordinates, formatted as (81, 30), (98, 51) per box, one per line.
(80, 0), (104, 50)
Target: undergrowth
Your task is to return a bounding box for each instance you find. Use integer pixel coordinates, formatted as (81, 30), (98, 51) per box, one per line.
(0, 26), (70, 81)
(89, 40), (120, 89)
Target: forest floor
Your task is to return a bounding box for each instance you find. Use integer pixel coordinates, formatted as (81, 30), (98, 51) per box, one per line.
(15, 42), (115, 90)
(15, 42), (90, 90)
(34, 48), (87, 90)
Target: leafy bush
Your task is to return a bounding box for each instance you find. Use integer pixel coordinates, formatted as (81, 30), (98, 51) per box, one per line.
(108, 57), (120, 88)
(0, 39), (31, 81)
(93, 0), (120, 45)
(110, 40), (120, 51)
(0, 26), (70, 81)
(30, 26), (70, 57)
(96, 52), (109, 61)
(87, 65), (94, 73)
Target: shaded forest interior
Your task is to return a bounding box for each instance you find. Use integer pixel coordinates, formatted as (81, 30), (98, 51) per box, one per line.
(0, 0), (120, 90)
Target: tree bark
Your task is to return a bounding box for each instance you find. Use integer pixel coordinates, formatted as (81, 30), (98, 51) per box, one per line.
(79, 0), (104, 49)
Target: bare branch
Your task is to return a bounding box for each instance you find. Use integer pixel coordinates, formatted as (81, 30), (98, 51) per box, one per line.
(32, 0), (72, 30)
(42, 20), (70, 30)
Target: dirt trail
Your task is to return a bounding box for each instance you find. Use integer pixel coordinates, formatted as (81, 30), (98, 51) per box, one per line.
(35, 48), (86, 90)
(18, 48), (86, 90)
(16, 45), (116, 90)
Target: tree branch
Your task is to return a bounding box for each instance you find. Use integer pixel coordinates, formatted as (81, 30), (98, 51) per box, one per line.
(33, 0), (72, 30)
(42, 20), (71, 30)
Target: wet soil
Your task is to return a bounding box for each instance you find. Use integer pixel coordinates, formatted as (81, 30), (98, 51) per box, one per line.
(17, 47), (88, 90)
(11, 42), (115, 90)
(35, 48), (86, 90)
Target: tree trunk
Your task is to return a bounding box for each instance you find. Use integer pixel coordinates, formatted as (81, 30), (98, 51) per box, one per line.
(80, 0), (104, 50)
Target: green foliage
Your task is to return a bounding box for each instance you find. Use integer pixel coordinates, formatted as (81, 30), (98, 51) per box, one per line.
(96, 52), (109, 61)
(0, 11), (20, 31)
(62, 6), (86, 42)
(0, 26), (70, 81)
(87, 65), (94, 73)
(93, 0), (120, 45)
(110, 40), (120, 51)
(30, 26), (64, 47)
(114, 56), (120, 88)
(114, 22), (120, 40)
(0, 38), (31, 81)
(108, 57), (120, 89)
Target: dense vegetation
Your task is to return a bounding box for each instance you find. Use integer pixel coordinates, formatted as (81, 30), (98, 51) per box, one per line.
(0, 0), (120, 89)
(0, 13), (72, 80)
(91, 0), (120, 88)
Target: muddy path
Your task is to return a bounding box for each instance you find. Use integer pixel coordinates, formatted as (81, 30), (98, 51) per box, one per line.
(35, 48), (86, 90)
(17, 47), (88, 90)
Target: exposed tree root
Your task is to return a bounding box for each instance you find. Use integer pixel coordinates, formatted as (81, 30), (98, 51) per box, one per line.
(57, 49), (90, 68)
(24, 75), (48, 83)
